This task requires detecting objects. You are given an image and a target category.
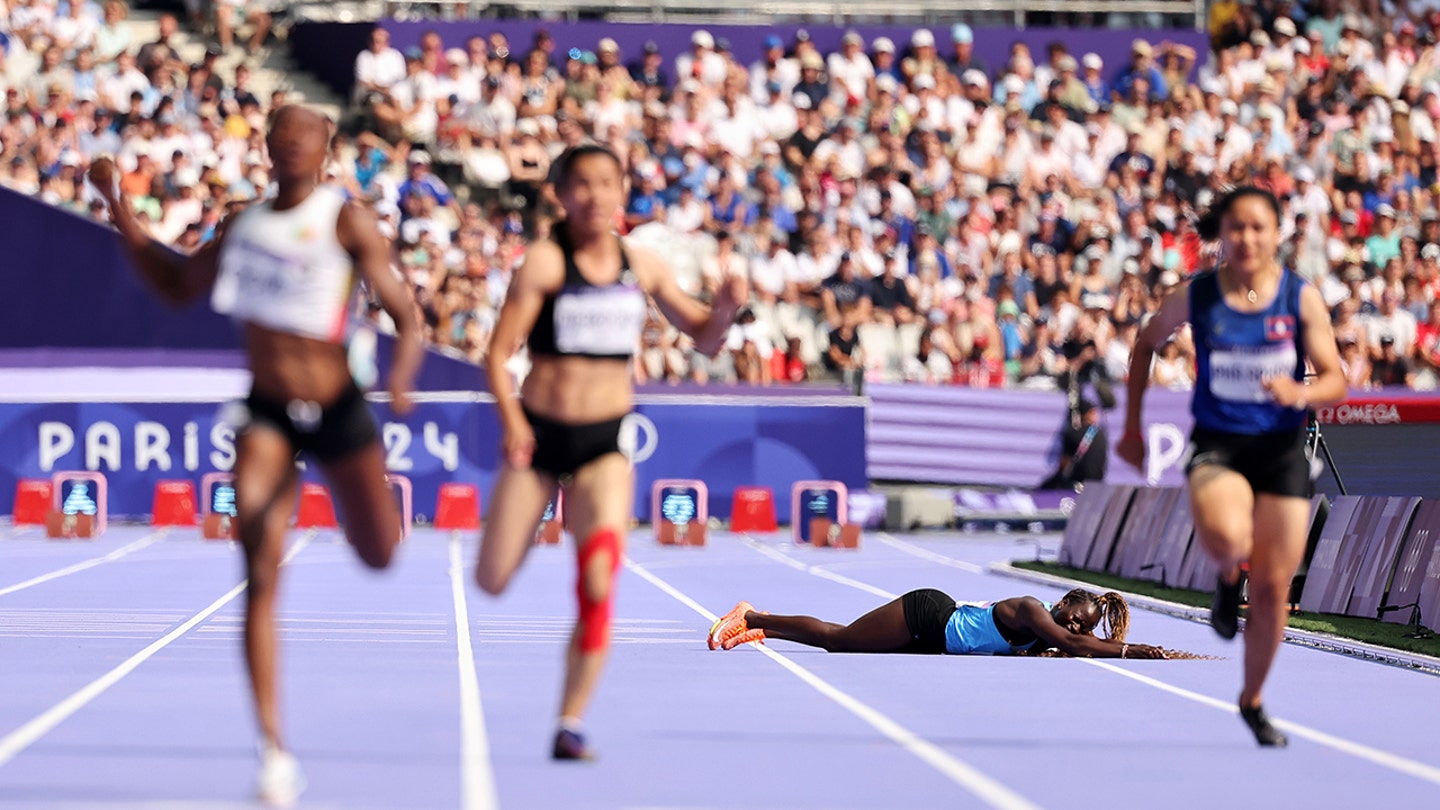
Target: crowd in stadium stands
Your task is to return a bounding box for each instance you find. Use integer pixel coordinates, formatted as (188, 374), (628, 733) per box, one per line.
(6, 0), (1440, 393)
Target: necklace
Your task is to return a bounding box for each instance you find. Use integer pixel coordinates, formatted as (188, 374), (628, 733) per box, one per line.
(1247, 289), (1258, 304)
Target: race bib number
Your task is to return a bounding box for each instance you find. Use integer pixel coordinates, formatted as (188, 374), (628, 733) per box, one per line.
(553, 288), (647, 356)
(216, 240), (305, 314)
(1209, 342), (1298, 403)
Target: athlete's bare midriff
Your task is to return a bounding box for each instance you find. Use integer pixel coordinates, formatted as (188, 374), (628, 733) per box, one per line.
(244, 323), (352, 405)
(521, 355), (633, 425)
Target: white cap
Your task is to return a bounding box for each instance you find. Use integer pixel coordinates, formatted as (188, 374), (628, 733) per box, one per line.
(1293, 38), (1310, 54)
(1295, 165), (1316, 183)
(1082, 52), (1102, 70)
(1003, 74), (1024, 93)
(691, 30), (714, 49)
(876, 74), (899, 94)
(598, 37), (619, 53)
(445, 48), (467, 65)
(1274, 17), (1297, 37)
(873, 36), (895, 54)
(911, 29), (936, 48)
(1423, 244), (1440, 260)
(962, 69), (988, 87)
(1220, 99), (1239, 116)
(914, 73), (936, 90)
(408, 149), (431, 164)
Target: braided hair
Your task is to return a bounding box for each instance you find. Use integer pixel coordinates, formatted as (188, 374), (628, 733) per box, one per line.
(1030, 589), (1220, 659)
(1058, 587), (1131, 642)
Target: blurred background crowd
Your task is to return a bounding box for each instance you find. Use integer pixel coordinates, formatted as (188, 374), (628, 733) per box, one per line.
(4, 0), (1440, 393)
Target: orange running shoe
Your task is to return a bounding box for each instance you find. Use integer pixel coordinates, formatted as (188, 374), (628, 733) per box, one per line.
(707, 601), (755, 650)
(721, 626), (765, 650)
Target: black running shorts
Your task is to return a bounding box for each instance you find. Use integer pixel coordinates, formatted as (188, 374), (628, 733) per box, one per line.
(242, 382), (379, 462)
(523, 407), (627, 480)
(1185, 426), (1311, 499)
(900, 588), (957, 655)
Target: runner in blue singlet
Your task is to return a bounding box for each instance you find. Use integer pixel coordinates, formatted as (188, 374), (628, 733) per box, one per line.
(1118, 186), (1348, 747)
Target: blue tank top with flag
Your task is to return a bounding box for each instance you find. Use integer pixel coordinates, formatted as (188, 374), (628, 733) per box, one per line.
(1189, 269), (1307, 435)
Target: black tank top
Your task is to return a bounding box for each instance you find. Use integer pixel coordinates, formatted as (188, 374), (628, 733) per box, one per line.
(528, 225), (649, 361)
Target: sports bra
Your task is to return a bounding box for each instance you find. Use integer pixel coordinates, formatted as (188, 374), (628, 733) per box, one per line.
(211, 184), (354, 343)
(527, 225), (648, 361)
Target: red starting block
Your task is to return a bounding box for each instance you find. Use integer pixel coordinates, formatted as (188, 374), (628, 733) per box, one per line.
(46, 472), (107, 539)
(12, 479), (53, 526)
(386, 474), (413, 540)
(295, 482), (338, 528)
(151, 480), (197, 527)
(653, 479), (708, 546)
(435, 483), (481, 530)
(792, 480), (859, 548)
(201, 473), (237, 540)
(536, 491), (564, 545)
(730, 486), (777, 533)
(808, 517), (863, 548)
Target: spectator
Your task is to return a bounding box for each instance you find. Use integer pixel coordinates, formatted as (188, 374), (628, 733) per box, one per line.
(1371, 334), (1414, 387)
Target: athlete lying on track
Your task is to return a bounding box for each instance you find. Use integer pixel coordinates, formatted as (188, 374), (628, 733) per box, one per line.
(709, 588), (1174, 659)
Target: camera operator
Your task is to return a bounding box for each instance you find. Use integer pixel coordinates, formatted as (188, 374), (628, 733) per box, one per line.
(1042, 397), (1109, 490)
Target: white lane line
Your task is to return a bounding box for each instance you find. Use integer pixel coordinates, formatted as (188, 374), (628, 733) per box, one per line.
(742, 537), (897, 599)
(448, 533), (499, 810)
(0, 532), (168, 598)
(1081, 659), (1440, 785)
(624, 558), (1040, 810)
(875, 533), (986, 573)
(0, 532), (314, 769)
(746, 539), (1440, 787)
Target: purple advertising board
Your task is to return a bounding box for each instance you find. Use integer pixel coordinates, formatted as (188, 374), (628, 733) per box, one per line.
(868, 384), (1196, 489)
(1057, 483), (1109, 569)
(1386, 500), (1440, 625)
(1298, 496), (1365, 614)
(1145, 490), (1195, 588)
(1347, 496), (1421, 619)
(0, 394), (865, 523)
(1085, 485), (1135, 572)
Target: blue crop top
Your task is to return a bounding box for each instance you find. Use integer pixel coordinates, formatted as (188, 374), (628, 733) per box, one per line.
(1189, 269), (1308, 435)
(943, 602), (1050, 656)
(528, 226), (649, 361)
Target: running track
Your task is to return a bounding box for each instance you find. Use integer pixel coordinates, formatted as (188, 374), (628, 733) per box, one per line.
(1, 525), (1437, 809)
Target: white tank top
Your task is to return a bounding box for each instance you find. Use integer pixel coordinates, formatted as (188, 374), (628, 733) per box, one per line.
(212, 185), (355, 343)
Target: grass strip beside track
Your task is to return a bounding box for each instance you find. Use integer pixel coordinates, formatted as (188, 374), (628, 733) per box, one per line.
(1013, 561), (1440, 657)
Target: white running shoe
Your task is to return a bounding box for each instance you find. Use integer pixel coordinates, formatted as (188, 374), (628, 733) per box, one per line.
(255, 744), (306, 808)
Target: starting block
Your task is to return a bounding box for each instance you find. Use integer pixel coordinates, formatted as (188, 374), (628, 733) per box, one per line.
(536, 492), (564, 545)
(435, 483), (481, 530)
(46, 472), (107, 539)
(295, 482), (338, 528)
(386, 474), (413, 540)
(792, 480), (860, 548)
(201, 473), (237, 540)
(652, 479), (708, 546)
(730, 486), (777, 533)
(12, 479), (53, 526)
(808, 517), (863, 548)
(151, 480), (198, 527)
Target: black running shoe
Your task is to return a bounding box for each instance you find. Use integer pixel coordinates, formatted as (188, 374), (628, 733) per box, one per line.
(1239, 704), (1289, 748)
(552, 728), (595, 761)
(1210, 574), (1243, 640)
